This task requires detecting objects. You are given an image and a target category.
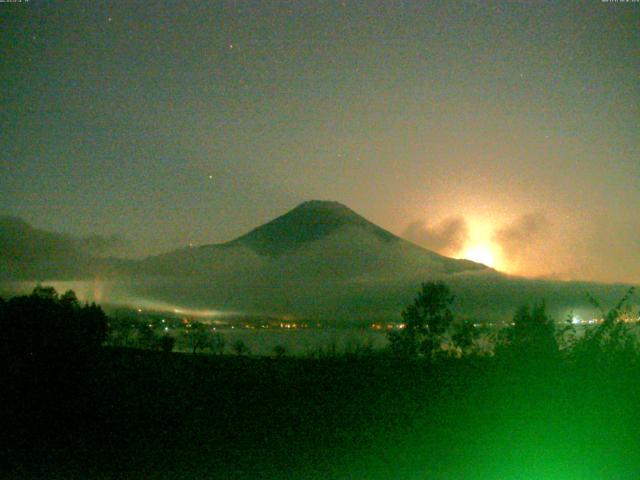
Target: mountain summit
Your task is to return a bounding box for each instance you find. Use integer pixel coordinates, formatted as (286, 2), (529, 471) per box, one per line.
(2, 203), (628, 324)
(140, 200), (487, 281)
(225, 200), (397, 256)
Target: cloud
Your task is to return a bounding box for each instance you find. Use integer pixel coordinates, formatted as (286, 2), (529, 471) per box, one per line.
(493, 212), (550, 262)
(402, 216), (469, 255)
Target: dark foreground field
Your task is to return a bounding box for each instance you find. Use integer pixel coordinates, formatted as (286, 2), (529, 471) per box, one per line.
(2, 348), (640, 479)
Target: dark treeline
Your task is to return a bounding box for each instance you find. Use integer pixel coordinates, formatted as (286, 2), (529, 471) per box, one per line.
(1, 285), (107, 360)
(1, 284), (639, 479)
(388, 281), (639, 367)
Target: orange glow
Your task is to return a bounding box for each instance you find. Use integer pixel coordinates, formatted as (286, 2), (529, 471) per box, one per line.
(460, 243), (500, 269)
(450, 216), (505, 270)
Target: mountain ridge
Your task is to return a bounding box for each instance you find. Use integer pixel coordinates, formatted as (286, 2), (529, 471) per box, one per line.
(0, 206), (636, 323)
(140, 200), (488, 278)
(221, 200), (400, 257)
(0, 202), (488, 278)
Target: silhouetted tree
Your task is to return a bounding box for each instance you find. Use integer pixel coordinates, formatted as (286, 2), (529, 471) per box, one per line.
(158, 334), (176, 353)
(0, 286), (107, 361)
(232, 339), (249, 356)
(344, 335), (375, 358)
(211, 332), (226, 355)
(59, 289), (80, 309)
(77, 302), (109, 350)
(188, 322), (213, 354)
(556, 311), (578, 353)
(451, 320), (481, 356)
(273, 344), (287, 358)
(574, 287), (637, 365)
(31, 284), (58, 300)
(105, 316), (137, 347)
(496, 301), (558, 362)
(137, 323), (159, 350)
(388, 281), (454, 358)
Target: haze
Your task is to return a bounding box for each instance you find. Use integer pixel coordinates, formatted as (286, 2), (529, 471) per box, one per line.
(1, 1), (638, 284)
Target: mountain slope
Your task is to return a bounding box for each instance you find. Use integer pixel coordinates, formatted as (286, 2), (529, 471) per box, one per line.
(4, 203), (632, 324)
(225, 200), (398, 256)
(0, 216), (132, 280)
(139, 200), (487, 278)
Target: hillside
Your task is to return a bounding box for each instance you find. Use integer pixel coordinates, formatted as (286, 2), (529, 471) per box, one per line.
(225, 200), (399, 256)
(1, 204), (635, 323)
(140, 200), (486, 278)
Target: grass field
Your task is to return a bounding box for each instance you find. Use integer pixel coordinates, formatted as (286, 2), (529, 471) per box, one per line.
(3, 347), (640, 479)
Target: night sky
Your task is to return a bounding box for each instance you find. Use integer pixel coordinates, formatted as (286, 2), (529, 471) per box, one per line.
(1, 1), (638, 284)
